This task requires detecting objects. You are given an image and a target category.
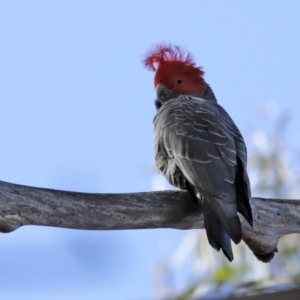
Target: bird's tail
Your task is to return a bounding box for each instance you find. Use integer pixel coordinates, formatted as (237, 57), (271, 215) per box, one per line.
(203, 200), (242, 262)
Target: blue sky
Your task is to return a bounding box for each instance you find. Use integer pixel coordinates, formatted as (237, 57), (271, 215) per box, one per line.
(0, 1), (300, 299)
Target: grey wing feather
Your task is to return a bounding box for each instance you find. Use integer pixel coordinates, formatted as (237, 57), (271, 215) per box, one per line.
(155, 97), (239, 195)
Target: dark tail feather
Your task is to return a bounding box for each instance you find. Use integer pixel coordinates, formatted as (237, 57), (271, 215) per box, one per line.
(203, 202), (234, 262)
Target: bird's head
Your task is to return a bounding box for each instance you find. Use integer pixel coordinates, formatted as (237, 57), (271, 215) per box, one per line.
(143, 43), (206, 108)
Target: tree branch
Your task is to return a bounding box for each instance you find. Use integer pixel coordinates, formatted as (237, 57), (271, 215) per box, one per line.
(0, 180), (299, 262)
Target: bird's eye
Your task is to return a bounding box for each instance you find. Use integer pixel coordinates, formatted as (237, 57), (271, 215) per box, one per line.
(177, 79), (183, 85)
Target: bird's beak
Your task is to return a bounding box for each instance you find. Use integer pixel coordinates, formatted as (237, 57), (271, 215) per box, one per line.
(156, 84), (177, 102)
(155, 84), (164, 95)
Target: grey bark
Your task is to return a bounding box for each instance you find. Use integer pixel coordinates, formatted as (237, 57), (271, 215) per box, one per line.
(0, 179), (299, 262)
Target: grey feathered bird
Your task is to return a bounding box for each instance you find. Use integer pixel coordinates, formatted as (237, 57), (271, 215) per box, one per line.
(143, 43), (253, 261)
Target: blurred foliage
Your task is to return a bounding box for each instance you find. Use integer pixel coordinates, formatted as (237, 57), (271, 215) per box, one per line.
(153, 104), (300, 299)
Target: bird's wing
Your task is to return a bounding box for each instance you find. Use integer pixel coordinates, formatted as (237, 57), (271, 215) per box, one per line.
(216, 105), (252, 226)
(155, 96), (248, 249)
